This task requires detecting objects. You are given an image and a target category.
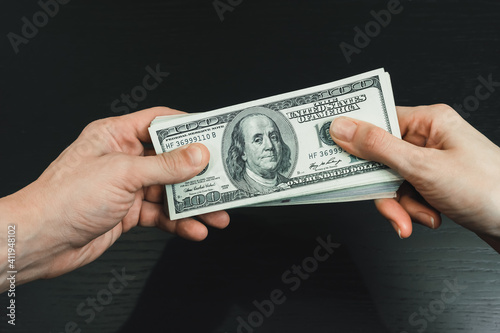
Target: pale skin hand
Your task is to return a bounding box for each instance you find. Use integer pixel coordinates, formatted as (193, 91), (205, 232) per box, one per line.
(330, 104), (500, 251)
(0, 107), (230, 292)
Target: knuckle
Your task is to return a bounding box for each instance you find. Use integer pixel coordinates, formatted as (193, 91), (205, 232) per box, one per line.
(433, 104), (464, 130)
(105, 153), (142, 190)
(80, 121), (98, 138)
(156, 152), (183, 177)
(81, 118), (114, 140)
(433, 103), (460, 121)
(108, 153), (132, 174)
(82, 118), (105, 133)
(80, 118), (121, 151)
(434, 103), (454, 112)
(437, 103), (457, 116)
(364, 126), (389, 154)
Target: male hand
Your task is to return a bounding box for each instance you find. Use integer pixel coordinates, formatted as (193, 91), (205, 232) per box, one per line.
(1, 107), (229, 288)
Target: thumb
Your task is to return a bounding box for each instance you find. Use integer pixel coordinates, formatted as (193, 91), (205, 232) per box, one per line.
(132, 143), (210, 188)
(329, 116), (421, 178)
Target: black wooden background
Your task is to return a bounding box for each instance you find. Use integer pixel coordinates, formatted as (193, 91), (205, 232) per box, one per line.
(1, 1), (500, 332)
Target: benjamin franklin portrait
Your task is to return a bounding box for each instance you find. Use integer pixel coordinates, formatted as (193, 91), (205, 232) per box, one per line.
(225, 107), (295, 194)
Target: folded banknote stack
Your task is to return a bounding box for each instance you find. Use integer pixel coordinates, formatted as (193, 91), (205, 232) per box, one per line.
(149, 68), (403, 220)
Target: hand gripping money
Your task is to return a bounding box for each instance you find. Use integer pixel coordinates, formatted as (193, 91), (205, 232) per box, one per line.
(150, 69), (403, 219)
(3, 72), (500, 294)
(0, 107), (230, 293)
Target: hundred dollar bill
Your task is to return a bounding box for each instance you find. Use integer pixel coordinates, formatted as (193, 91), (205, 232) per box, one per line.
(149, 68), (403, 219)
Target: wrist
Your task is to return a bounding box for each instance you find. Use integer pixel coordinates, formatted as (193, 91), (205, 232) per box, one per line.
(0, 184), (64, 292)
(480, 184), (500, 239)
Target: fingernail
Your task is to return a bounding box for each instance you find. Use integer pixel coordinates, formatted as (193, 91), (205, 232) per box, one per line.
(330, 117), (357, 142)
(389, 220), (403, 239)
(415, 212), (435, 229)
(185, 144), (203, 166)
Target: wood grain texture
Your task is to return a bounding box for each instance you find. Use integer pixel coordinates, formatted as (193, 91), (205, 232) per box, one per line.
(0, 0), (499, 332)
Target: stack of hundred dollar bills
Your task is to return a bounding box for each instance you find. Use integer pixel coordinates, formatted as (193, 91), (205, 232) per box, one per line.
(149, 68), (403, 220)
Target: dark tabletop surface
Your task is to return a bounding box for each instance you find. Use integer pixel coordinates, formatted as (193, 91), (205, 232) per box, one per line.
(1, 1), (500, 332)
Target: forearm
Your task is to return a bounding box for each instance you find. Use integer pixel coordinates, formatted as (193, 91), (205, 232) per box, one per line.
(0, 187), (62, 293)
